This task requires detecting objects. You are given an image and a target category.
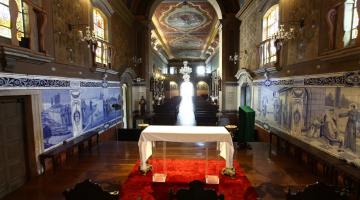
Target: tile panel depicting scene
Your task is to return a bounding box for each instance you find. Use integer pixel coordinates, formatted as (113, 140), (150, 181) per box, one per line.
(253, 71), (360, 167)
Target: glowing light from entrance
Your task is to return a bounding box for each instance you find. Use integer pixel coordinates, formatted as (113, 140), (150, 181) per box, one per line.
(176, 82), (195, 126)
(180, 81), (194, 97)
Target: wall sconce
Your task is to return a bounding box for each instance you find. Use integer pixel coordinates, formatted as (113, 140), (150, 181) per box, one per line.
(79, 26), (97, 46)
(131, 56), (142, 67)
(68, 24), (97, 46)
(229, 52), (238, 65)
(229, 50), (247, 65)
(134, 77), (144, 83)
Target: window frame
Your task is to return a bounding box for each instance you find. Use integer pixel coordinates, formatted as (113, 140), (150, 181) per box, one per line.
(262, 4), (279, 41)
(0, 0), (12, 39)
(344, 0), (359, 46)
(92, 7), (109, 66)
(260, 4), (279, 66)
(15, 0), (30, 41)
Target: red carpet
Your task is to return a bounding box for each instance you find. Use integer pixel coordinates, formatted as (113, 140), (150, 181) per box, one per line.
(119, 159), (257, 200)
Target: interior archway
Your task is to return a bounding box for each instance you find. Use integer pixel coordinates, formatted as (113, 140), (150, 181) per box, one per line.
(240, 83), (251, 106)
(149, 0), (224, 111)
(196, 81), (209, 97)
(169, 81), (179, 98)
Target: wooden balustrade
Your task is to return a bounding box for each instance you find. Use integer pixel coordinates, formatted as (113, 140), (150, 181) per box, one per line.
(258, 38), (277, 67)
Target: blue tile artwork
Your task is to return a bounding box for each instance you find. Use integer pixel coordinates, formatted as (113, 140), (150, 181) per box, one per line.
(41, 87), (121, 150)
(81, 88), (121, 132)
(0, 72), (122, 151)
(41, 90), (73, 149)
(253, 84), (360, 167)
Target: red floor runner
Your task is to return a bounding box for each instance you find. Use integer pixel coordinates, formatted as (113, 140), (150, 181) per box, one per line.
(119, 159), (257, 200)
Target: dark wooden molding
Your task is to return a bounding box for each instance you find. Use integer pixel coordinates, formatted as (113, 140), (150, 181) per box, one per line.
(0, 45), (54, 71)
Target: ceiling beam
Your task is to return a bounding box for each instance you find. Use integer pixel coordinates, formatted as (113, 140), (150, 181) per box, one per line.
(151, 16), (174, 59)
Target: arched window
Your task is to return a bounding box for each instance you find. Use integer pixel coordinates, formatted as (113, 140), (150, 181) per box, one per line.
(344, 0), (359, 46)
(0, 0), (11, 38)
(93, 8), (109, 65)
(260, 4), (279, 66)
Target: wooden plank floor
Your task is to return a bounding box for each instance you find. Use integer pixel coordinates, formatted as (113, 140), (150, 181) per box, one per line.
(2, 141), (317, 200)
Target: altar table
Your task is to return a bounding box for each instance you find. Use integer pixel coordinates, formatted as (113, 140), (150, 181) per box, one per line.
(138, 125), (234, 171)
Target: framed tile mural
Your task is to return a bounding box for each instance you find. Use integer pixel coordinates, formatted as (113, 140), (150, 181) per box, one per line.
(252, 71), (360, 167)
(41, 90), (73, 149)
(81, 87), (121, 133)
(0, 72), (122, 150)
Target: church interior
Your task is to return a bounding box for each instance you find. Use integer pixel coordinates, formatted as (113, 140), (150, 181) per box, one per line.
(0, 0), (359, 199)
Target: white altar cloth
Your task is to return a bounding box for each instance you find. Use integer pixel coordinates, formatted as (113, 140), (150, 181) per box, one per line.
(138, 125), (234, 171)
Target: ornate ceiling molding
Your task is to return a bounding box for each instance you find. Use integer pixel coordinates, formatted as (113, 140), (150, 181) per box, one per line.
(152, 1), (218, 60)
(159, 2), (213, 32)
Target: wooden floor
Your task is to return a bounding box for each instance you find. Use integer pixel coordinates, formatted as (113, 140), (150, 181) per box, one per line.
(2, 141), (318, 200)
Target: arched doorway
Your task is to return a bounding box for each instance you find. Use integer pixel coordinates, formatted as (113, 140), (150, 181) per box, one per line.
(169, 81), (179, 98)
(177, 81), (195, 125)
(121, 84), (128, 128)
(120, 68), (136, 128)
(196, 81), (209, 98)
(180, 82), (194, 97)
(236, 69), (253, 108)
(240, 83), (251, 106)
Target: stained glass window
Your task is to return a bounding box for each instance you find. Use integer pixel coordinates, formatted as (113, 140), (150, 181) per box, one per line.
(93, 9), (108, 65)
(15, 0), (29, 41)
(344, 0), (359, 46)
(262, 4), (279, 65)
(0, 0), (11, 38)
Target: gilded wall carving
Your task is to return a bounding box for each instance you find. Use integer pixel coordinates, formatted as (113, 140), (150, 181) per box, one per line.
(53, 0), (90, 66)
(284, 0), (320, 65)
(239, 0), (265, 71)
(52, 0), (135, 71)
(238, 0), (342, 71)
(111, 12), (135, 70)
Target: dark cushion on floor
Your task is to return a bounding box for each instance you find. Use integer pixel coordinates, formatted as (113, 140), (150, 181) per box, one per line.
(63, 179), (118, 200)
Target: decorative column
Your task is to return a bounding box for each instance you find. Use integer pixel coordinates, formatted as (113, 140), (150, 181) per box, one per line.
(221, 14), (240, 112)
(33, 8), (48, 53)
(356, 0), (360, 45)
(135, 19), (153, 112)
(9, 0), (19, 46)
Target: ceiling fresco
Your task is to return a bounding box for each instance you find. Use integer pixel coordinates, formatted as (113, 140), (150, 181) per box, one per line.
(152, 0), (219, 60)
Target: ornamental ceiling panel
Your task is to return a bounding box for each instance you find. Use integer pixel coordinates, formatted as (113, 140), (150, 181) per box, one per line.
(152, 0), (219, 60)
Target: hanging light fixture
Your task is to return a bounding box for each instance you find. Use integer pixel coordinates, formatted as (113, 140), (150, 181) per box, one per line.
(180, 61), (192, 82)
(271, 25), (295, 41)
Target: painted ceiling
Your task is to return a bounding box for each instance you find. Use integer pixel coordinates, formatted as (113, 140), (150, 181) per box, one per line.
(152, 0), (219, 60)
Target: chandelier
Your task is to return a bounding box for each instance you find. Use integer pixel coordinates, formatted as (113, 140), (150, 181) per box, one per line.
(271, 25), (295, 41)
(78, 26), (97, 46)
(179, 61), (192, 82)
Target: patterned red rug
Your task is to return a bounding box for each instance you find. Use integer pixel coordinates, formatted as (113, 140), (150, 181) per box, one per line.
(119, 159), (257, 200)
